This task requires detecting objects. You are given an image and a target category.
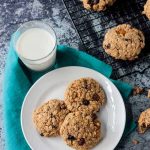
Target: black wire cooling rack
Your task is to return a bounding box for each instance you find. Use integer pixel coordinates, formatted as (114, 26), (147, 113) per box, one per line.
(63, 0), (150, 79)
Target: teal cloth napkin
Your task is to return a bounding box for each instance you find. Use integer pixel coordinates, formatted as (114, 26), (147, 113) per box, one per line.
(3, 37), (135, 150)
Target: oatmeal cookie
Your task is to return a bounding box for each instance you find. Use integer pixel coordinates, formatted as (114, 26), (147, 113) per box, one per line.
(138, 108), (150, 133)
(60, 111), (101, 150)
(83, 0), (116, 11)
(103, 24), (145, 60)
(64, 78), (106, 113)
(33, 99), (69, 137)
(143, 0), (150, 19)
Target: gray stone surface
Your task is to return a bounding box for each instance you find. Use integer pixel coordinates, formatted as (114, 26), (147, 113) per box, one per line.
(0, 0), (150, 150)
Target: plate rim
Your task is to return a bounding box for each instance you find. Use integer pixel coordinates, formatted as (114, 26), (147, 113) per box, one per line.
(21, 66), (126, 150)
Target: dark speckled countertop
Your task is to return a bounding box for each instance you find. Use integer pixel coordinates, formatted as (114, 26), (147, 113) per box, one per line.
(0, 0), (150, 149)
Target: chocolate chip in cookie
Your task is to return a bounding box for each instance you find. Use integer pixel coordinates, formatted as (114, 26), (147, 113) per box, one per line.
(84, 80), (88, 89)
(91, 113), (97, 121)
(52, 125), (57, 129)
(60, 103), (67, 109)
(82, 99), (90, 106)
(87, 0), (99, 5)
(78, 138), (85, 146)
(92, 93), (100, 101)
(68, 135), (76, 141)
(105, 43), (111, 49)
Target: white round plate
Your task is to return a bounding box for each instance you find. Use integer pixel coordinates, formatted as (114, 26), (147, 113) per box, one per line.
(21, 66), (126, 150)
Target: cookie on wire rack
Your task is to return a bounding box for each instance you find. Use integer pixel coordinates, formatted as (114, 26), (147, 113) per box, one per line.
(83, 0), (116, 11)
(143, 0), (150, 20)
(103, 24), (145, 61)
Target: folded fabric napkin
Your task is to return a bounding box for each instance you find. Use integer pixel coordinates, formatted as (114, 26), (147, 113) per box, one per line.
(3, 37), (135, 150)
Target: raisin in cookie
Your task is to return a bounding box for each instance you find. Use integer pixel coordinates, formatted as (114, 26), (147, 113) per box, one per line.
(83, 0), (116, 11)
(33, 99), (69, 137)
(143, 0), (150, 19)
(138, 108), (150, 133)
(103, 24), (145, 60)
(60, 111), (101, 150)
(64, 78), (105, 113)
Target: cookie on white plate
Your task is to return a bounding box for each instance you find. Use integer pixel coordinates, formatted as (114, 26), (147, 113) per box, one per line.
(60, 111), (101, 150)
(64, 77), (106, 114)
(33, 99), (69, 137)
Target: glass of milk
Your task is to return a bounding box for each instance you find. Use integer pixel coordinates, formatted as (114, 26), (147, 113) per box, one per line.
(13, 21), (57, 71)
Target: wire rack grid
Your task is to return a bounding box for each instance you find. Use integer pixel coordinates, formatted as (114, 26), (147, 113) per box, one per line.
(63, 0), (150, 79)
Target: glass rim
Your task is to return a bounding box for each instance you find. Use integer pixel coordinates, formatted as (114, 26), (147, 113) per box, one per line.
(13, 20), (57, 62)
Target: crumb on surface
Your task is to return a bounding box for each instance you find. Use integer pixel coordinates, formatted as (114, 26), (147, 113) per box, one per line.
(132, 139), (139, 145)
(147, 90), (150, 98)
(133, 86), (144, 95)
(138, 108), (150, 134)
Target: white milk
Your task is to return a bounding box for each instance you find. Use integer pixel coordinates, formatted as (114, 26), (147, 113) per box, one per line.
(16, 28), (56, 71)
